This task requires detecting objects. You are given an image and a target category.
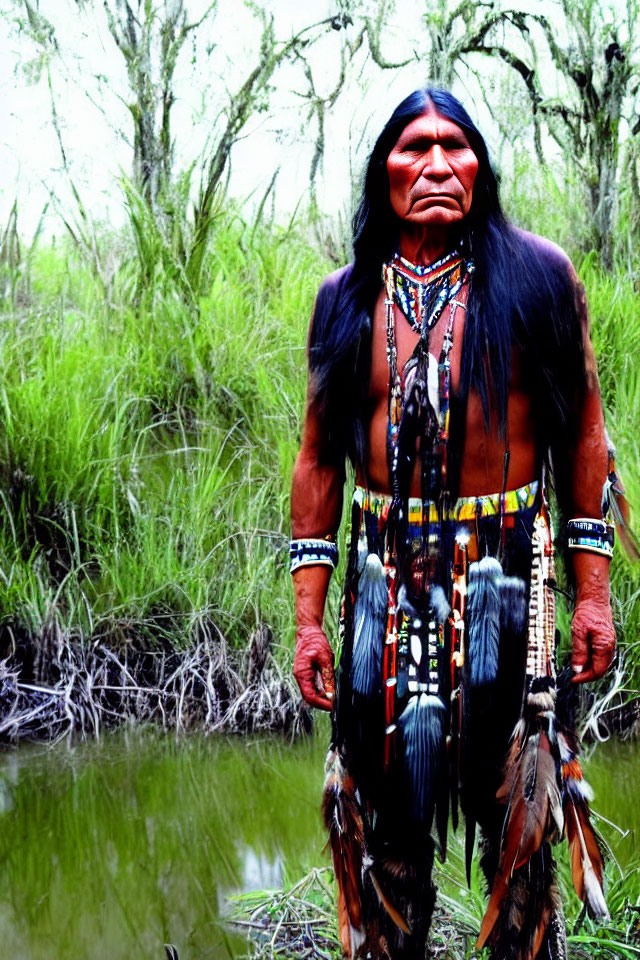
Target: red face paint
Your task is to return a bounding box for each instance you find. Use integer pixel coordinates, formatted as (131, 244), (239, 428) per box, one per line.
(387, 107), (479, 229)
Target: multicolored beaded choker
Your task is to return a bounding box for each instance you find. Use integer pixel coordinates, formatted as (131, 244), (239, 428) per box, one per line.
(384, 250), (473, 333)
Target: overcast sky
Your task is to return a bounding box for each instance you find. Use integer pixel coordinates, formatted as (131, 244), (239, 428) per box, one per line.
(0, 0), (626, 240)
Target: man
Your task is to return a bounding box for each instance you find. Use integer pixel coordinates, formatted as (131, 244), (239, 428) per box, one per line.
(289, 88), (615, 960)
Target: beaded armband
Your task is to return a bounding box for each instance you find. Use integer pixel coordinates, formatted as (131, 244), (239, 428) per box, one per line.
(289, 538), (339, 574)
(567, 518), (615, 558)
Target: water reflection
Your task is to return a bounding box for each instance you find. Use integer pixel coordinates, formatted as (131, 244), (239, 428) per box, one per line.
(0, 727), (329, 960)
(584, 738), (640, 867)
(240, 847), (283, 892)
(0, 722), (635, 959)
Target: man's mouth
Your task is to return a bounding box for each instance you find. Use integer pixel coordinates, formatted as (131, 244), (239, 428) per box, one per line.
(416, 193), (459, 202)
(410, 193), (460, 210)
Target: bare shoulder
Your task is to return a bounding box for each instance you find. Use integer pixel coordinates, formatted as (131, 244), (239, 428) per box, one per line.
(511, 227), (592, 348)
(510, 226), (578, 281)
(316, 264), (353, 300)
(310, 263), (353, 337)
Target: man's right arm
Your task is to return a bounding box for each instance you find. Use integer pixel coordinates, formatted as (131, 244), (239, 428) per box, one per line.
(291, 392), (345, 711)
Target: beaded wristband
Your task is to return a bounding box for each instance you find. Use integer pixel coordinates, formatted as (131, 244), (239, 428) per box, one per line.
(289, 538), (339, 574)
(567, 518), (614, 558)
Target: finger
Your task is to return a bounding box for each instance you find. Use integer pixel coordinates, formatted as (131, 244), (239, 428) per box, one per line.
(313, 642), (335, 672)
(591, 643), (615, 680)
(571, 666), (596, 684)
(293, 660), (318, 701)
(294, 669), (333, 709)
(320, 663), (336, 700)
(571, 617), (590, 674)
(296, 673), (332, 709)
(305, 691), (334, 712)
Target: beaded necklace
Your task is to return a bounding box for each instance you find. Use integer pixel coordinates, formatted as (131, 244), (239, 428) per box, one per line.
(386, 250), (468, 334)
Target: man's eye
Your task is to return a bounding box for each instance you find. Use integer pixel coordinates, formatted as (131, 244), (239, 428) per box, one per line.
(402, 140), (430, 152)
(400, 139), (467, 153)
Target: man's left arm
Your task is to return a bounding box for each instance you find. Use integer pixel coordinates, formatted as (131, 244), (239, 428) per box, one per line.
(568, 279), (616, 684)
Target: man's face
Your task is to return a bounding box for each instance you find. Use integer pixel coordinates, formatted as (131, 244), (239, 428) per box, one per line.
(386, 107), (479, 228)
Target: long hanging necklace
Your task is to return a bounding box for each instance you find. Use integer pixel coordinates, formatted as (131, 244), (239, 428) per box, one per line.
(380, 252), (473, 787)
(383, 251), (474, 485)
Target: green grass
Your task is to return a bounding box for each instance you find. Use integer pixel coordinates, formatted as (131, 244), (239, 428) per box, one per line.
(0, 211), (330, 653)
(1, 200), (639, 693)
(578, 256), (640, 688)
(232, 840), (640, 960)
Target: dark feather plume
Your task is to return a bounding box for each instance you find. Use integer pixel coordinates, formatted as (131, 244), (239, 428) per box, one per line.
(322, 748), (366, 957)
(465, 815), (476, 889)
(485, 848), (560, 960)
(351, 553), (387, 698)
(467, 557), (502, 686)
(500, 575), (527, 637)
(398, 692), (446, 825)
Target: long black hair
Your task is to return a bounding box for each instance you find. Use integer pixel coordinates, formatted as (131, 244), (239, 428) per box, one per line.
(309, 87), (587, 506)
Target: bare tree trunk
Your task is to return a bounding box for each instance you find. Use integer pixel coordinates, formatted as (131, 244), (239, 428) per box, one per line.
(103, 0), (201, 210)
(363, 0), (639, 267)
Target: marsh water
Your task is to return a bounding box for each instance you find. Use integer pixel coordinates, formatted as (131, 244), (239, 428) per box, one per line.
(0, 722), (637, 960)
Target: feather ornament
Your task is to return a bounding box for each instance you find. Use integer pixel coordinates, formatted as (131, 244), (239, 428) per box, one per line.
(398, 692), (446, 824)
(557, 730), (607, 918)
(429, 584), (451, 623)
(322, 749), (366, 957)
(499, 575), (528, 637)
(465, 816), (476, 889)
(357, 539), (369, 574)
(559, 742), (608, 921)
(368, 867), (411, 935)
(602, 455), (640, 561)
(467, 557), (502, 686)
(480, 850), (561, 960)
(477, 719), (563, 950)
(396, 584), (417, 620)
(564, 799), (608, 919)
(351, 553), (387, 698)
(607, 477), (640, 560)
(488, 857), (562, 960)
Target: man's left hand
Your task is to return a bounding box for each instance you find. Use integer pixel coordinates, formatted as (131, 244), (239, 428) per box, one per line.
(571, 598), (616, 683)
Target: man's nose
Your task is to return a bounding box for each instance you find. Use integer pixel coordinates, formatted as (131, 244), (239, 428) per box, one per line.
(422, 144), (452, 179)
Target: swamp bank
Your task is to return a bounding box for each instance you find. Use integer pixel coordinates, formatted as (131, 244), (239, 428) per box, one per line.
(2, 221), (640, 727)
(0, 621), (310, 743)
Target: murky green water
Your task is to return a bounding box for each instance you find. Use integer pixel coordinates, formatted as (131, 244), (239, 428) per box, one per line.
(583, 738), (640, 866)
(0, 722), (636, 960)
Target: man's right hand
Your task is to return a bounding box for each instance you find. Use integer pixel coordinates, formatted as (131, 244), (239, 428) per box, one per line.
(293, 624), (336, 711)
